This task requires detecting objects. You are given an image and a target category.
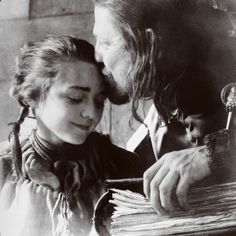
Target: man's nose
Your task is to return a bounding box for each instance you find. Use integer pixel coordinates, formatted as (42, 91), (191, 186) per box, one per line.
(95, 44), (103, 62)
(95, 50), (103, 62)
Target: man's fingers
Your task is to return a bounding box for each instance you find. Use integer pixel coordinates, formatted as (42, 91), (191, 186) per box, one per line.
(159, 170), (179, 214)
(149, 165), (169, 214)
(150, 187), (167, 215)
(176, 173), (191, 210)
(143, 158), (164, 198)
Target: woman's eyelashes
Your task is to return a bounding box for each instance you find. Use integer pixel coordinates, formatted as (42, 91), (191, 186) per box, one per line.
(67, 95), (83, 104)
(66, 93), (106, 109)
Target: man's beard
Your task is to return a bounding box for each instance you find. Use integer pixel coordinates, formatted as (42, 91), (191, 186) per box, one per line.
(102, 68), (130, 105)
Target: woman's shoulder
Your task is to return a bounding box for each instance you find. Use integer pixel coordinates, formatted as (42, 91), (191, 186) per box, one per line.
(0, 135), (29, 157)
(0, 140), (11, 155)
(88, 132), (137, 158)
(0, 140), (11, 159)
(0, 140), (13, 189)
(0, 140), (12, 166)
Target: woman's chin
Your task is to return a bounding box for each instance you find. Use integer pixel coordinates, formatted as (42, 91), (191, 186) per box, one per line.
(64, 134), (88, 145)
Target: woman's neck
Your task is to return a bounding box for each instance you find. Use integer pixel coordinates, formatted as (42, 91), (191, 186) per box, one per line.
(30, 129), (88, 162)
(36, 129), (66, 149)
(35, 117), (69, 149)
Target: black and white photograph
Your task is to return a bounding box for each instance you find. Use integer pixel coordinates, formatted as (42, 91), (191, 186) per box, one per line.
(0, 0), (235, 235)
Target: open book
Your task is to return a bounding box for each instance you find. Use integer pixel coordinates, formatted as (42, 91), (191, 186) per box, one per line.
(94, 180), (236, 236)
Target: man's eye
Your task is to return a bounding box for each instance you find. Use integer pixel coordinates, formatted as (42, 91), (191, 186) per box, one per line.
(100, 40), (111, 48)
(104, 41), (111, 46)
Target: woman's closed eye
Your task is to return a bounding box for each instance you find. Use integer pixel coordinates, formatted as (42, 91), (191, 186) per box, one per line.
(67, 96), (83, 104)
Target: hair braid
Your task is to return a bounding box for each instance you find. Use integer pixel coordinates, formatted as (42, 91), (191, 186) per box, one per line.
(8, 106), (29, 179)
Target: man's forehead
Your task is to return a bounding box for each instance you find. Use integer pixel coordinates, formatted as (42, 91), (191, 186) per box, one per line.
(93, 6), (113, 35)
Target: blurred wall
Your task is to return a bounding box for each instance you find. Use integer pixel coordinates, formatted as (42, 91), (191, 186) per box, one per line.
(0, 0), (144, 147)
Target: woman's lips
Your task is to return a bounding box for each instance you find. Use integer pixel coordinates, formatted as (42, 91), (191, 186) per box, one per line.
(71, 122), (91, 131)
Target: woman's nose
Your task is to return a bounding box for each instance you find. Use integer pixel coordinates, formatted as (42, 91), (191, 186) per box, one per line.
(80, 103), (95, 120)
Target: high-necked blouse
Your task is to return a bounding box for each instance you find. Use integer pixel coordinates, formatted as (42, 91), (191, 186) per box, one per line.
(0, 130), (145, 236)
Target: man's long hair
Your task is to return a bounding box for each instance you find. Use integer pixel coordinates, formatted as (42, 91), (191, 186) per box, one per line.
(95, 0), (236, 123)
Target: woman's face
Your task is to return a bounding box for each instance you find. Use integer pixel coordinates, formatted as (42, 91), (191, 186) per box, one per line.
(35, 60), (106, 146)
(93, 6), (132, 96)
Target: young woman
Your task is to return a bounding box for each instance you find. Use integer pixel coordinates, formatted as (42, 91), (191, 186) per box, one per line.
(0, 35), (145, 236)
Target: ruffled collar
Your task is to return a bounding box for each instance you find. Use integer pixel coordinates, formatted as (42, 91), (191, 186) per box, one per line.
(27, 129), (89, 193)
(29, 129), (89, 163)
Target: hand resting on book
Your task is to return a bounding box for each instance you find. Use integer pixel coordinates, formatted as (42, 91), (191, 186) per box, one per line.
(143, 146), (211, 215)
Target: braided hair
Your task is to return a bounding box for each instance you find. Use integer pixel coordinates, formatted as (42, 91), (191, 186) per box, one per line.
(9, 35), (104, 178)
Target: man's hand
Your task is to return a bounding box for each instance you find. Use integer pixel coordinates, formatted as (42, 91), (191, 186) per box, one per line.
(143, 146), (211, 215)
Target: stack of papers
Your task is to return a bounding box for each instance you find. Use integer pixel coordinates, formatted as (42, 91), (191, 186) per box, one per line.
(109, 182), (236, 236)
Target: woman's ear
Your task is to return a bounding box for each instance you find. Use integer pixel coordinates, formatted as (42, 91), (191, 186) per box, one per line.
(25, 98), (37, 108)
(30, 102), (41, 117)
